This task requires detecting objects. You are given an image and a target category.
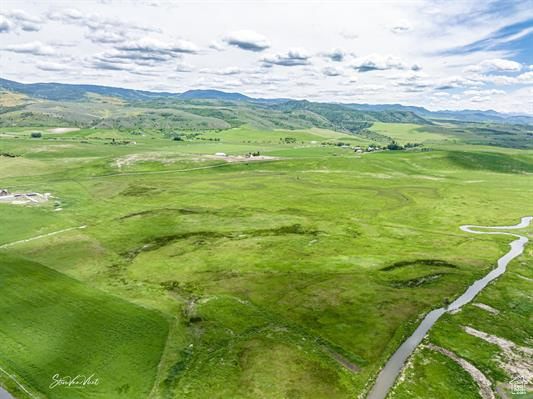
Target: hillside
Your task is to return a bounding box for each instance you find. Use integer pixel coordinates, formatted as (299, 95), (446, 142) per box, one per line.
(1, 79), (531, 149)
(1, 78), (531, 125)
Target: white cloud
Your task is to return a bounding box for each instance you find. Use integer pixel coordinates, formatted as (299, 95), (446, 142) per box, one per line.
(322, 66), (343, 76)
(434, 75), (484, 90)
(479, 71), (533, 85)
(262, 48), (311, 67)
(209, 40), (225, 51)
(176, 62), (194, 72)
(223, 30), (270, 52)
(463, 89), (505, 96)
(467, 58), (522, 73)
(36, 61), (72, 72)
(351, 54), (416, 72)
(391, 19), (412, 34)
(1, 1), (532, 113)
(0, 15), (14, 33)
(1, 10), (42, 32)
(87, 30), (128, 44)
(6, 9), (42, 31)
(116, 37), (198, 55)
(4, 41), (55, 56)
(322, 48), (345, 62)
(47, 8), (84, 24)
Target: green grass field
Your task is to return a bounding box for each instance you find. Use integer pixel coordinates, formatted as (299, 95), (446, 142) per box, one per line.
(1, 124), (532, 398)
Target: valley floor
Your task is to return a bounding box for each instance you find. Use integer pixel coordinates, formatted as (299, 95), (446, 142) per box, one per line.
(0, 125), (531, 398)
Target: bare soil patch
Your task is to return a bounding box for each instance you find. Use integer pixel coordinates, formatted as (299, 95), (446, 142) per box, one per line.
(47, 127), (80, 133)
(426, 343), (494, 399)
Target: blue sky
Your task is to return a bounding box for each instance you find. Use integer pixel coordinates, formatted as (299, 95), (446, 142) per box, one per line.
(0, 0), (532, 113)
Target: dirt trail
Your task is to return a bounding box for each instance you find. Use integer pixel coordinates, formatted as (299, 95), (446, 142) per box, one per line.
(0, 366), (36, 399)
(0, 225), (87, 249)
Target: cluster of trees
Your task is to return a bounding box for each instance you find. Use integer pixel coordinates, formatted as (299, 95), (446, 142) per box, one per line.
(170, 132), (204, 141)
(108, 138), (135, 145)
(386, 141), (423, 150)
(0, 152), (19, 157)
(280, 137), (297, 144)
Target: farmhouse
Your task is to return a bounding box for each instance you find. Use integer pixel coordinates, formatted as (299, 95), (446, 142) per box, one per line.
(0, 191), (51, 205)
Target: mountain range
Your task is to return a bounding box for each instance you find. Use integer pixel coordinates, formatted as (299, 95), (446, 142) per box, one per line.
(1, 77), (532, 125)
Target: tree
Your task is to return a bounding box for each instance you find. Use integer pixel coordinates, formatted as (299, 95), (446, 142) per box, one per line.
(30, 132), (42, 138)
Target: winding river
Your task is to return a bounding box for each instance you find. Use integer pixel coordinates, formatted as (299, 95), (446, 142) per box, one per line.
(0, 218), (530, 399)
(367, 216), (532, 399)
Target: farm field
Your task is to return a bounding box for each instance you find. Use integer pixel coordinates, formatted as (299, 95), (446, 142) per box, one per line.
(1, 123), (532, 398)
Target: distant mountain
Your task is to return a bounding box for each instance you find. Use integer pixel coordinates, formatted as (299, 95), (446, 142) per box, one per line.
(345, 103), (533, 125)
(177, 89), (251, 101)
(1, 77), (531, 124)
(0, 78), (175, 101)
(275, 100), (431, 127)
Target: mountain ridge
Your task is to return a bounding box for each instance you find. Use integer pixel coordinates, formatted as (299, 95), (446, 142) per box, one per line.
(1, 77), (531, 124)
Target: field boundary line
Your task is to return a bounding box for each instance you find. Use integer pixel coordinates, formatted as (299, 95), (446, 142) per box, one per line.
(0, 365), (38, 399)
(91, 162), (231, 178)
(0, 225), (87, 249)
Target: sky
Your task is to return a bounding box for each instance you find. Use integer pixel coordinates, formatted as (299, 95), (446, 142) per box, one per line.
(1, 0), (532, 113)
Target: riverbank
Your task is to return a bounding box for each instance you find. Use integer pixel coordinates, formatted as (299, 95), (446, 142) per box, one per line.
(368, 217), (532, 399)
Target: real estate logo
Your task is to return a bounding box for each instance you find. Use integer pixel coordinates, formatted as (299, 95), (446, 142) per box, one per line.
(510, 376), (527, 395)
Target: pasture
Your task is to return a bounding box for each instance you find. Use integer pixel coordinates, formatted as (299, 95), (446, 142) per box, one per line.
(0, 125), (532, 398)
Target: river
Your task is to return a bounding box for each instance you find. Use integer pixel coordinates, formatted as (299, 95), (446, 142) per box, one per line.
(0, 387), (14, 399)
(367, 216), (532, 399)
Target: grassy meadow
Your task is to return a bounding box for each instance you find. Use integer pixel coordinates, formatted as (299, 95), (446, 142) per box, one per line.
(0, 123), (532, 398)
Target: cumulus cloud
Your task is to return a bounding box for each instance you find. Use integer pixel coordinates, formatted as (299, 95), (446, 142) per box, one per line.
(323, 48), (345, 62)
(262, 48), (311, 67)
(115, 37), (198, 56)
(36, 61), (72, 72)
(322, 66), (343, 76)
(47, 8), (84, 24)
(175, 62), (194, 72)
(434, 76), (484, 90)
(4, 9), (42, 31)
(351, 54), (417, 72)
(48, 8), (158, 45)
(480, 71), (533, 85)
(0, 10), (42, 33)
(86, 37), (197, 73)
(0, 15), (14, 33)
(87, 49), (169, 71)
(223, 30), (270, 51)
(83, 37), (198, 72)
(212, 67), (242, 75)
(4, 41), (55, 56)
(88, 30), (129, 44)
(467, 58), (522, 73)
